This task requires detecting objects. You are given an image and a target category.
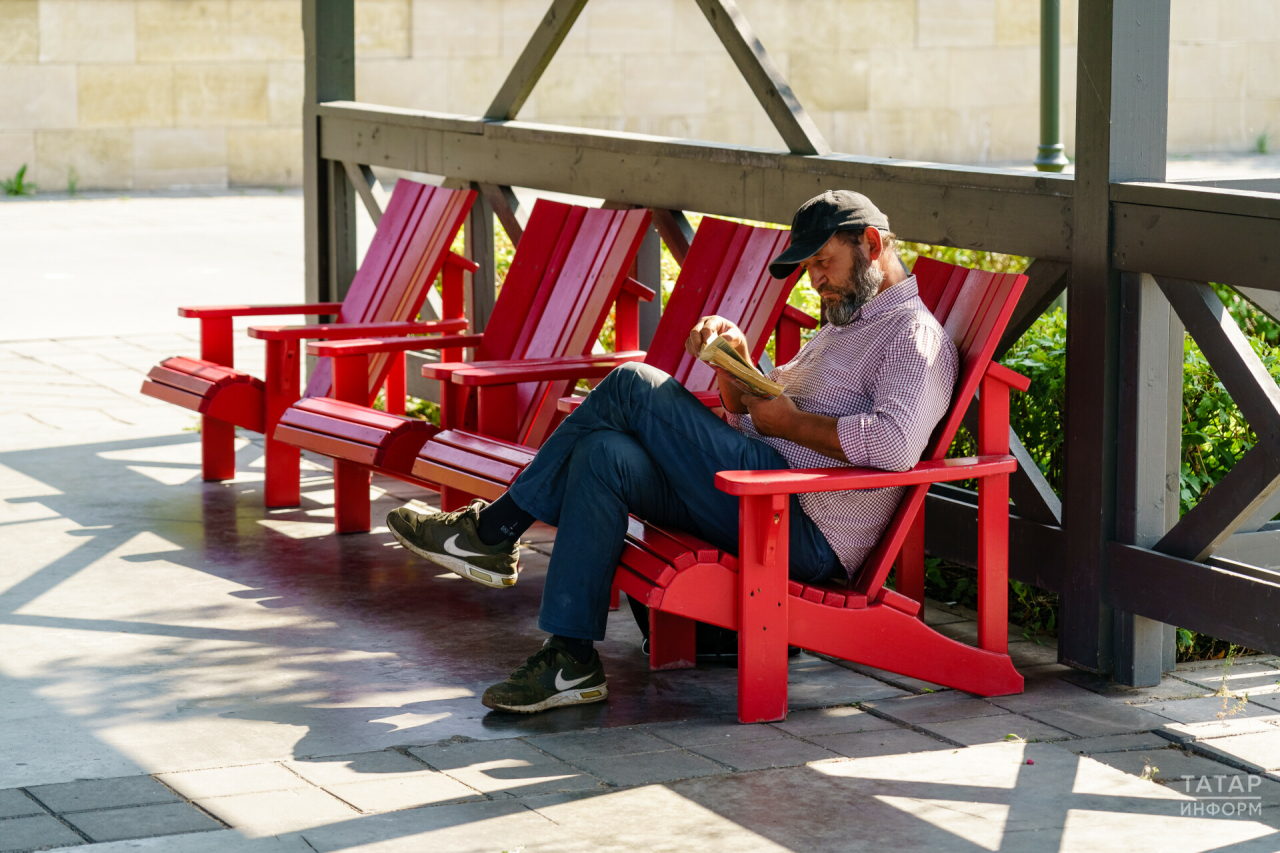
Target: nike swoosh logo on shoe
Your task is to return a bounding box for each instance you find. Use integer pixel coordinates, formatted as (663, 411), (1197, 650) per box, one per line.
(554, 670), (592, 691)
(443, 534), (486, 559)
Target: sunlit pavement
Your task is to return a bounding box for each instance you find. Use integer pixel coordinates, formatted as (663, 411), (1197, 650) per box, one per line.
(2, 196), (1280, 852)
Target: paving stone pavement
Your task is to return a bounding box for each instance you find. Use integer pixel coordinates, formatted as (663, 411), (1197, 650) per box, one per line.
(4, 195), (1280, 850)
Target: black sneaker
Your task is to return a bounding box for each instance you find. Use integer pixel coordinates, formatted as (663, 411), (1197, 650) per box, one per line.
(482, 638), (608, 713)
(386, 500), (519, 589)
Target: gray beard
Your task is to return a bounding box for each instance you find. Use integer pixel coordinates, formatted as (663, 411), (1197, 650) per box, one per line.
(824, 255), (884, 326)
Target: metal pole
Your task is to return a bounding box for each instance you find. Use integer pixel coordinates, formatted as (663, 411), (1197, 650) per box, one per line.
(1035, 0), (1070, 172)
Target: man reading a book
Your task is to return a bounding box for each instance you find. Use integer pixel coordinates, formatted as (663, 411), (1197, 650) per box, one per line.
(387, 190), (959, 714)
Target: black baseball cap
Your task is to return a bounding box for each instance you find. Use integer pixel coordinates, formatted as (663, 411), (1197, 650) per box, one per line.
(769, 190), (891, 279)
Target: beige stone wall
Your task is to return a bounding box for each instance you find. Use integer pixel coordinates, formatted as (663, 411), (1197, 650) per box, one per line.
(1, 0), (1276, 191)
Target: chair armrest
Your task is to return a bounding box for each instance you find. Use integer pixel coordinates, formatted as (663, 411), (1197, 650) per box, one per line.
(715, 455), (1017, 496)
(307, 334), (484, 358)
(444, 250), (479, 273)
(621, 277), (657, 302)
(247, 319), (468, 341)
(781, 304), (819, 329)
(450, 352), (647, 386)
(986, 361), (1031, 392)
(178, 303), (345, 319)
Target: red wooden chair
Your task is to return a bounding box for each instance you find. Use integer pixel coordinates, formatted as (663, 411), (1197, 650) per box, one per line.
(140, 180), (476, 507)
(272, 200), (654, 532)
(617, 257), (1031, 721)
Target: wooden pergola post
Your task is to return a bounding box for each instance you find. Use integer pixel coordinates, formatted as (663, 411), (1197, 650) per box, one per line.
(303, 0), (356, 313)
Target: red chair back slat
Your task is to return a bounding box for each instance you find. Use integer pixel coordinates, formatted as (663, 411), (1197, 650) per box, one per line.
(648, 218), (799, 389)
(304, 181), (475, 400)
(516, 207), (652, 444)
(851, 261), (1027, 600)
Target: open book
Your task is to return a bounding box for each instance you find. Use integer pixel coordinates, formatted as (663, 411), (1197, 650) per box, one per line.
(698, 334), (786, 399)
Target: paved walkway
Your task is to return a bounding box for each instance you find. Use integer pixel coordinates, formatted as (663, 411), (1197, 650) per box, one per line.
(2, 196), (1280, 851)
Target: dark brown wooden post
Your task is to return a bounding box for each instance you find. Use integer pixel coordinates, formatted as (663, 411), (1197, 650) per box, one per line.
(303, 0), (356, 312)
(1063, 0), (1171, 679)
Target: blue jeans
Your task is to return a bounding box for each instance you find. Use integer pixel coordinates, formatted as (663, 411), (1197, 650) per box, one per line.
(508, 362), (840, 641)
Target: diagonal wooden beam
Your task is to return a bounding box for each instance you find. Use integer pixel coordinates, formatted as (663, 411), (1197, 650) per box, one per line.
(478, 183), (527, 245)
(342, 160), (382, 226)
(486, 0), (588, 121)
(1157, 277), (1280, 435)
(651, 208), (695, 266)
(1237, 285), (1280, 325)
(996, 259), (1069, 359)
(961, 403), (1062, 525)
(691, 0), (830, 156)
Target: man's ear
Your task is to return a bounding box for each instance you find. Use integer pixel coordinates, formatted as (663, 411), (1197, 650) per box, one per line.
(863, 227), (883, 262)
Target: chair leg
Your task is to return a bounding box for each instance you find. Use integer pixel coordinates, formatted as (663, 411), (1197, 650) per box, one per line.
(737, 494), (790, 723)
(334, 460), (371, 533)
(608, 583), (621, 611)
(898, 510), (926, 622)
(263, 338), (301, 508)
(264, 435), (301, 508)
(649, 609), (696, 671)
(201, 415), (236, 481)
(439, 485), (478, 512)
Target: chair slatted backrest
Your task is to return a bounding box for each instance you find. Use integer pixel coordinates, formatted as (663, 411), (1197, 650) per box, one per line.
(850, 256), (1028, 600)
(305, 181), (475, 401)
(645, 217), (799, 389)
(471, 199), (652, 447)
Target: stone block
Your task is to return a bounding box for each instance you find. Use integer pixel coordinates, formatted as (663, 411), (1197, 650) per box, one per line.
(174, 64), (270, 127)
(1025, 702), (1169, 738)
(1162, 717), (1280, 744)
(868, 48), (952, 111)
(133, 128), (228, 189)
(136, 0), (233, 62)
(157, 763), (307, 800)
(227, 127), (302, 186)
(325, 774), (482, 813)
(641, 717), (789, 747)
(39, 0), (134, 62)
(503, 0), (587, 56)
(0, 1), (38, 62)
(63, 802), (222, 843)
(571, 749), (724, 786)
(920, 713), (1072, 746)
(1175, 660), (1280, 693)
(1193, 730), (1280, 774)
(410, 738), (602, 798)
(1171, 0), (1217, 44)
(0, 814), (84, 850)
(1145, 696), (1280, 726)
(1007, 639), (1062, 668)
(228, 0), (303, 61)
(770, 706), (899, 738)
(987, 674), (1111, 713)
(701, 53), (766, 117)
(0, 65), (78, 131)
(268, 61), (305, 126)
(1066, 732), (1175, 755)
(0, 132), (35, 181)
(947, 46), (1038, 108)
(781, 0), (838, 53)
(690, 737), (838, 771)
(78, 65), (174, 129)
(835, 0), (916, 50)
(412, 0), (501, 58)
(1170, 43), (1248, 101)
(0, 788), (42, 819)
(585, 0), (673, 55)
(440, 54), (515, 115)
(356, 0), (411, 58)
(34, 129), (133, 190)
(807, 728), (952, 758)
(195, 787), (357, 834)
(863, 691), (1009, 725)
(1219, 0), (1280, 42)
(918, 0), (996, 48)
(527, 728), (672, 761)
(1093, 748), (1243, 786)
(528, 54), (623, 118)
(25, 775), (179, 813)
(621, 54), (706, 118)
(996, 0), (1038, 45)
(1247, 43), (1280, 99)
(790, 51), (869, 112)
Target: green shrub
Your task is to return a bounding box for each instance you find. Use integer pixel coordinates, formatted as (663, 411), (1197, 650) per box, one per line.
(2, 163), (35, 196)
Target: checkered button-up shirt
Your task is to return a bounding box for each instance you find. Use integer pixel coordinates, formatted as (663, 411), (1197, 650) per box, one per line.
(725, 276), (958, 577)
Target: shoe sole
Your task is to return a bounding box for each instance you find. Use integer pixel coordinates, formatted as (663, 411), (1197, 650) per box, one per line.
(387, 518), (517, 589)
(483, 683), (609, 714)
